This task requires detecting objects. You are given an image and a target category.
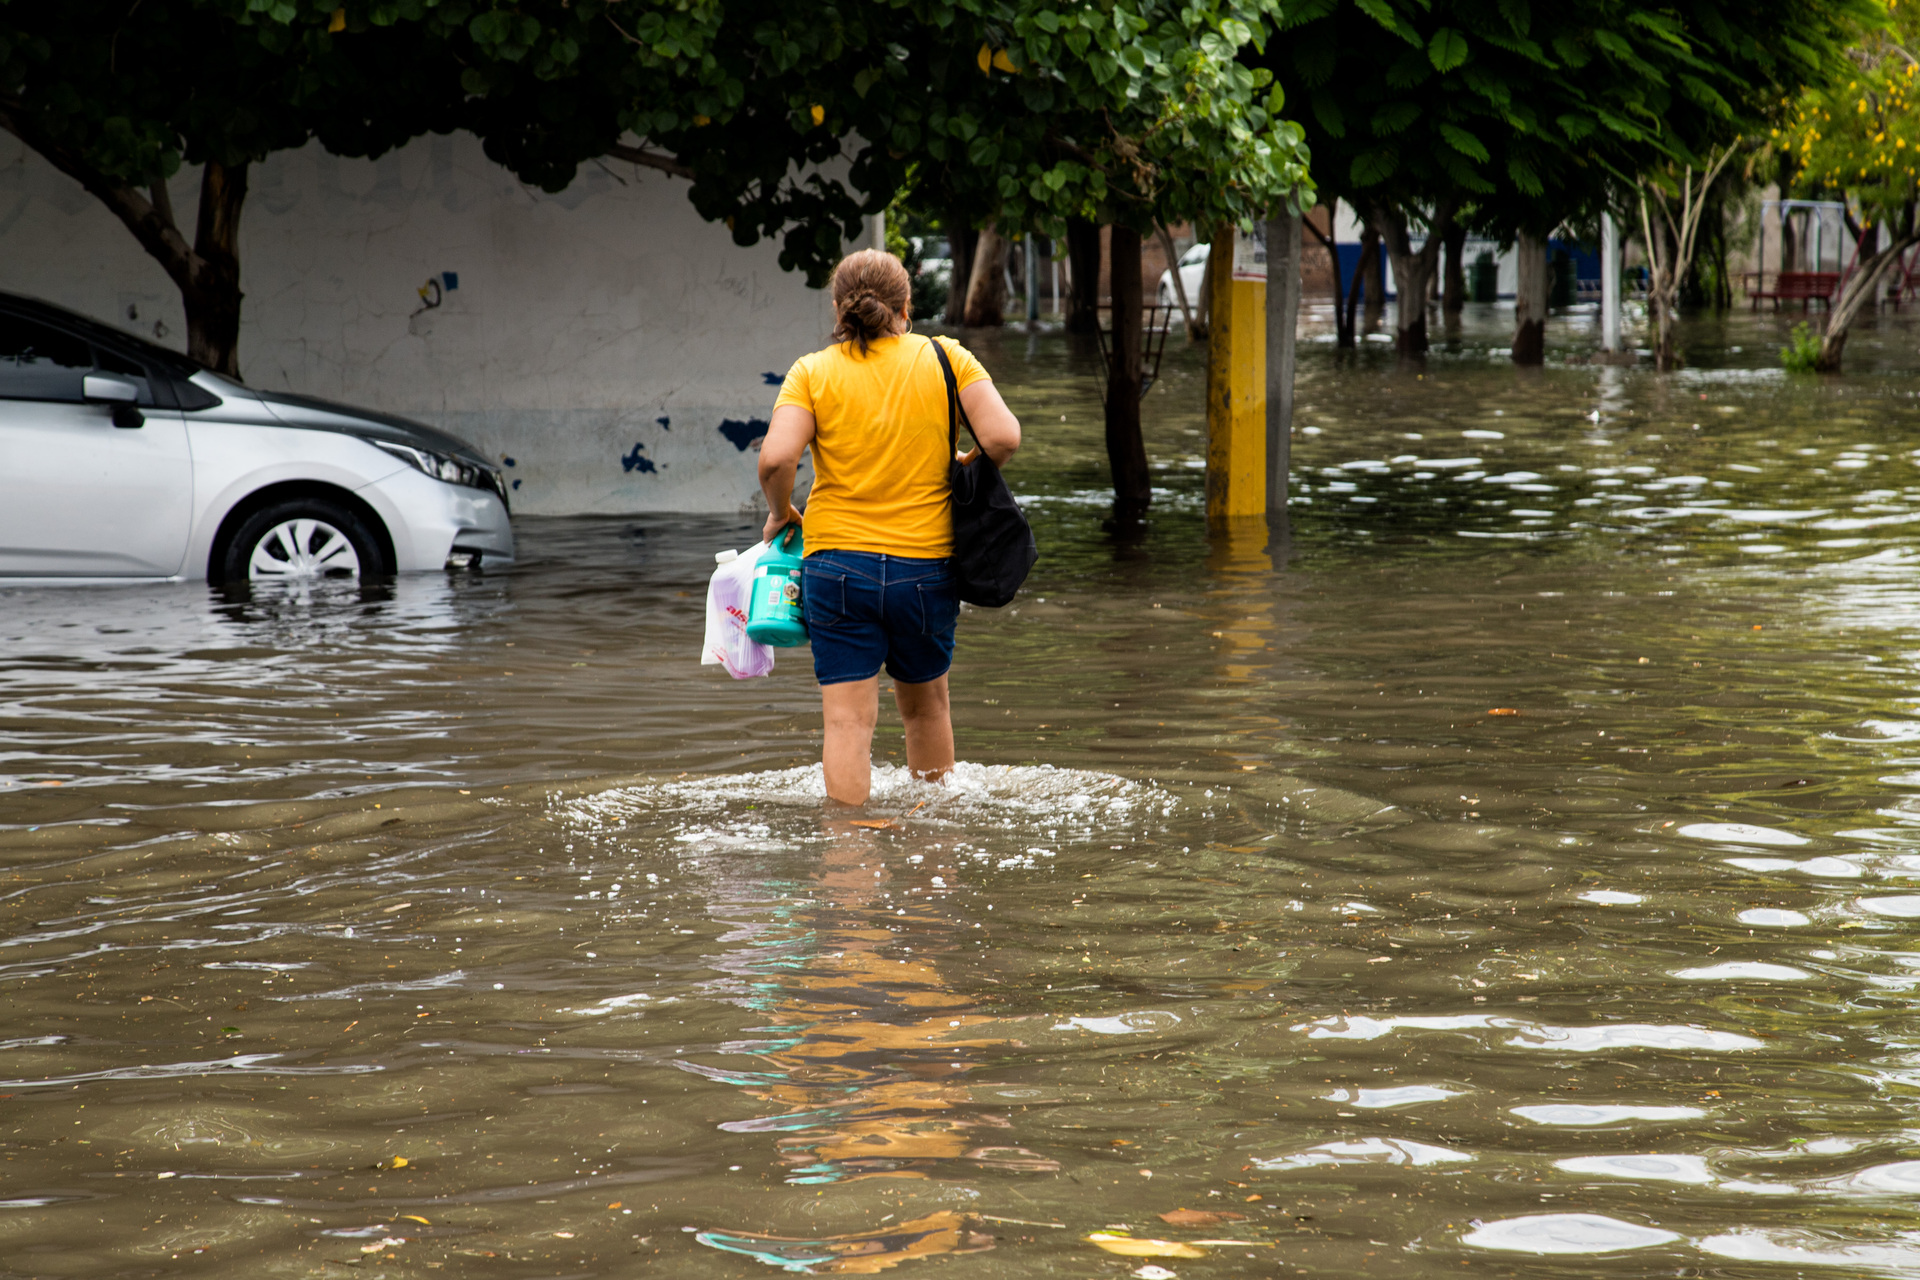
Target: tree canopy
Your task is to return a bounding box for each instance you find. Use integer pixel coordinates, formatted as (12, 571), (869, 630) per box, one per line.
(1783, 0), (1920, 223)
(1262, 0), (1869, 230)
(0, 0), (1311, 371)
(363, 0), (1313, 274)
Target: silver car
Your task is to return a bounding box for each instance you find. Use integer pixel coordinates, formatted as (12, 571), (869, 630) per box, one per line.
(0, 292), (513, 583)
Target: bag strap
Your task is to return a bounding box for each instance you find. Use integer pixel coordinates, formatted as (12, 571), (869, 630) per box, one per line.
(927, 336), (981, 456)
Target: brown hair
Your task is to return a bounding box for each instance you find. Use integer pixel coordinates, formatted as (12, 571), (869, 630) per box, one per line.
(830, 249), (911, 355)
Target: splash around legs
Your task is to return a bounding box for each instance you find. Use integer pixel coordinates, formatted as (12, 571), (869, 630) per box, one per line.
(821, 674), (954, 805)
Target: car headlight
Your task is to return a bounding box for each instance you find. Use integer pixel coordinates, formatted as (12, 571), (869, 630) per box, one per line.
(371, 440), (509, 507)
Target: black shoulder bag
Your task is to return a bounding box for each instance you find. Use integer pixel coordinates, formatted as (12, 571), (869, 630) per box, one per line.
(928, 336), (1037, 607)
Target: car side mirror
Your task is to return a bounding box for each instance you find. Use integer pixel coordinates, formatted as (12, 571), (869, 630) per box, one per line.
(82, 374), (144, 428)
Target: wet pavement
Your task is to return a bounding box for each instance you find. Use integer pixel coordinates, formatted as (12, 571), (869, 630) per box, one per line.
(9, 301), (1920, 1275)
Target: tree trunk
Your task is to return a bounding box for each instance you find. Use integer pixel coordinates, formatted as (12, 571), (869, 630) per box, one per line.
(1442, 223), (1466, 318)
(1266, 208), (1302, 518)
(1064, 218), (1102, 334)
(184, 160), (247, 376)
(1512, 229), (1548, 365)
(1360, 228), (1384, 332)
(1339, 231), (1363, 347)
(1104, 225), (1150, 521)
(1816, 232), (1917, 372)
(942, 215), (977, 325)
(1711, 199), (1733, 311)
(963, 222), (1009, 326)
(1304, 201), (1351, 348)
(1369, 198), (1450, 358)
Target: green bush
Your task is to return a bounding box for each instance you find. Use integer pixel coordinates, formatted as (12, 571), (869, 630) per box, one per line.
(1781, 321), (1822, 373)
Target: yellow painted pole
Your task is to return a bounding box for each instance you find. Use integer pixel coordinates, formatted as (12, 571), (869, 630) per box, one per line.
(1206, 224), (1267, 521)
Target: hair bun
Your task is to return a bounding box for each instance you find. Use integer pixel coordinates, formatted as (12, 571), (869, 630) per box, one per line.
(828, 249), (913, 355)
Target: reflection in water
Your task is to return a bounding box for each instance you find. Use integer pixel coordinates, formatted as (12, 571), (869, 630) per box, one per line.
(702, 827), (1053, 1192)
(698, 1210), (994, 1274)
(19, 306), (1920, 1275)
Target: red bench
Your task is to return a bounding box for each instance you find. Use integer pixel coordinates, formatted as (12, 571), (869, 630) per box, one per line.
(1746, 271), (1839, 310)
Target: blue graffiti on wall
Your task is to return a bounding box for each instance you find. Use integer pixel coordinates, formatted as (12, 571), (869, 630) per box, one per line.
(718, 418), (770, 451)
(621, 442), (657, 474)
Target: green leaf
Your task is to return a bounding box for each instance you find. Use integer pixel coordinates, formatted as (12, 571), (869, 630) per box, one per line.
(1506, 155), (1543, 196)
(1309, 86), (1346, 138)
(1371, 101), (1420, 135)
(1428, 27), (1468, 72)
(1384, 45), (1434, 88)
(1353, 0), (1423, 48)
(1438, 122), (1488, 162)
(1555, 113), (1595, 142)
(1350, 147), (1398, 186)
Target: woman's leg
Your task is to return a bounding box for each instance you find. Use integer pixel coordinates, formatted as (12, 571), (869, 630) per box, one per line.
(821, 676), (881, 805)
(893, 674), (954, 781)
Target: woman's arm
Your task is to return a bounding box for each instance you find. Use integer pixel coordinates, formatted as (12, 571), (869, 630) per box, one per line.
(758, 404), (816, 543)
(957, 380), (1020, 467)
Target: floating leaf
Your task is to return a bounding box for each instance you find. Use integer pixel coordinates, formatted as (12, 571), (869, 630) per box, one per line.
(977, 42), (993, 74)
(1159, 1210), (1246, 1226)
(992, 48), (1018, 73)
(848, 818), (897, 829)
(1488, 708), (1520, 716)
(328, 8), (345, 33)
(1088, 1233), (1208, 1259)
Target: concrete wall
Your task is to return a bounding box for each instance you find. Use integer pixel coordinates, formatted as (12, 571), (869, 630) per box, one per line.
(0, 132), (835, 515)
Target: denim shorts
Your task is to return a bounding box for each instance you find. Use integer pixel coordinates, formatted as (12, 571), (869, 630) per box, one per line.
(802, 549), (959, 686)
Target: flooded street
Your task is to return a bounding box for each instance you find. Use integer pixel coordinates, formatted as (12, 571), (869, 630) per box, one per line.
(14, 302), (1920, 1276)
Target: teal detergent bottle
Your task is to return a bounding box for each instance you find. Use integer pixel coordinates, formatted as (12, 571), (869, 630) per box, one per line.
(746, 523), (809, 646)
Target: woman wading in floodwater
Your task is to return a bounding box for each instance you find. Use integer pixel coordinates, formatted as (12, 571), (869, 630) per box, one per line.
(758, 249), (1022, 806)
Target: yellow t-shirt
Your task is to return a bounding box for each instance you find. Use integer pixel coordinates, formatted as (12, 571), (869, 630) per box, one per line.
(773, 334), (989, 558)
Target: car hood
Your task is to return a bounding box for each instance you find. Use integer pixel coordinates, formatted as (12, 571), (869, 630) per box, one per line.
(218, 380), (496, 469)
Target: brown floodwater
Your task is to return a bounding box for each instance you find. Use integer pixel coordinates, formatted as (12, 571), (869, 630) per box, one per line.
(10, 301), (1920, 1277)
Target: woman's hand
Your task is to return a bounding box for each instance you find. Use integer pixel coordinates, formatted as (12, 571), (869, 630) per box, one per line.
(956, 447), (979, 465)
(762, 503), (803, 545)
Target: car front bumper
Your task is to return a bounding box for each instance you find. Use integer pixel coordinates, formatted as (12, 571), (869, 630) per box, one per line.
(358, 467), (515, 571)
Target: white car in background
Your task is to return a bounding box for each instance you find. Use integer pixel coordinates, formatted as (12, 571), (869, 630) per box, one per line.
(910, 235), (953, 286)
(1157, 242), (1209, 308)
(0, 292), (513, 584)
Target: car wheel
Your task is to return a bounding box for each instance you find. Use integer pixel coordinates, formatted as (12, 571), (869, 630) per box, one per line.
(220, 498), (388, 583)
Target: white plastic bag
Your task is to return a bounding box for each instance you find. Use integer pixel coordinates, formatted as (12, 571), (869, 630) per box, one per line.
(702, 542), (776, 678)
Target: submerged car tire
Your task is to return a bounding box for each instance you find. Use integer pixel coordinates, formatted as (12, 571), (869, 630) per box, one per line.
(218, 498), (391, 583)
